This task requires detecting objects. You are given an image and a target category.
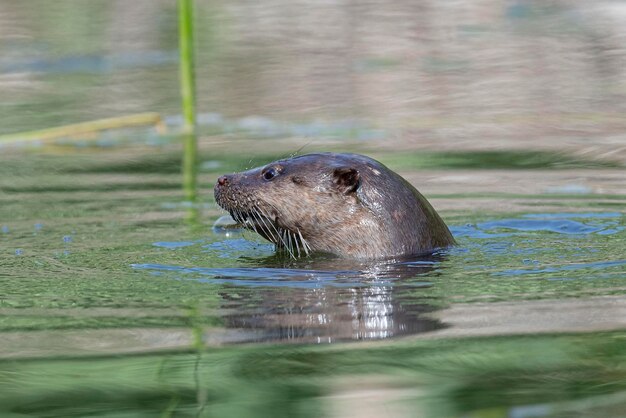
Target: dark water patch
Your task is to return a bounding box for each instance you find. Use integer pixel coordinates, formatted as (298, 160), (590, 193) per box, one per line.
(64, 153), (185, 174)
(0, 153), (186, 176)
(59, 151), (287, 174)
(1, 182), (181, 193)
(380, 150), (621, 170)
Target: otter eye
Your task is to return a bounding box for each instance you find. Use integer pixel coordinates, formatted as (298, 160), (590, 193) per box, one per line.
(262, 167), (279, 181)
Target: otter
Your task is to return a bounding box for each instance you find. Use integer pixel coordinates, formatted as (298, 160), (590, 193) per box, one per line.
(214, 152), (454, 259)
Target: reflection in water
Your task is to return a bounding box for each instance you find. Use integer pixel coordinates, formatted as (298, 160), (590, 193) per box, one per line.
(134, 255), (447, 343)
(182, 131), (200, 227)
(221, 285), (441, 343)
(221, 258), (444, 343)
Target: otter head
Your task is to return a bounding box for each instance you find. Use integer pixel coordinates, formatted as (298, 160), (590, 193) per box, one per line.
(215, 153), (455, 259)
(214, 153), (386, 258)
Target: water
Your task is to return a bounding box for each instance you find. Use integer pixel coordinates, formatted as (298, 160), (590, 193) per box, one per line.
(0, 149), (624, 417)
(125, 212), (624, 343)
(1, 1), (626, 417)
(2, 1), (626, 154)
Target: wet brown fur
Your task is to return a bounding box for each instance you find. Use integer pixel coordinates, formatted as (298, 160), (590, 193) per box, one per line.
(214, 153), (455, 259)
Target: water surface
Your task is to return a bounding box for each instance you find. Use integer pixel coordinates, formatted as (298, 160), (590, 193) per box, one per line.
(0, 148), (624, 418)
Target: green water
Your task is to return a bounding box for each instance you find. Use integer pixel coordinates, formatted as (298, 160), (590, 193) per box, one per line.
(2, 333), (625, 418)
(0, 148), (624, 417)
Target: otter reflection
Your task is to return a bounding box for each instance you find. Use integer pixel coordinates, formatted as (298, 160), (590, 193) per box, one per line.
(218, 254), (447, 343)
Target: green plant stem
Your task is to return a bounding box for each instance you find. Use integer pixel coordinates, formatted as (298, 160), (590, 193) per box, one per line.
(178, 0), (198, 204)
(178, 0), (196, 134)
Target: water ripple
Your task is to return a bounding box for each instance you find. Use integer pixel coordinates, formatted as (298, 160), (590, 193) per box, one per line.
(494, 259), (626, 277)
(131, 263), (433, 289)
(452, 212), (623, 238)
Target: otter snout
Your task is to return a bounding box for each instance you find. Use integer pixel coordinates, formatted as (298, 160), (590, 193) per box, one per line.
(217, 175), (230, 186)
(214, 174), (233, 211)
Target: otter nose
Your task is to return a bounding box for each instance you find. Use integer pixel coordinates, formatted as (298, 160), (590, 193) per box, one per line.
(217, 175), (229, 186)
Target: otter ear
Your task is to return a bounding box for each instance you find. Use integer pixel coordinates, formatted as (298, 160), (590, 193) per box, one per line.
(333, 167), (360, 194)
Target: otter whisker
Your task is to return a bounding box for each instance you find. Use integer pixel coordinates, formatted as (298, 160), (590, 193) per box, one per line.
(236, 209), (247, 226)
(254, 208), (280, 244)
(252, 211), (264, 236)
(297, 228), (311, 256)
(244, 210), (259, 235)
(292, 230), (301, 257)
(255, 208), (291, 252)
(284, 229), (292, 258)
(287, 230), (293, 255)
(245, 211), (266, 247)
(261, 202), (296, 257)
(282, 228), (296, 259)
(247, 208), (263, 235)
(251, 209), (275, 246)
(234, 209), (255, 242)
(254, 211), (276, 242)
(246, 208), (294, 258)
(253, 208), (283, 249)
